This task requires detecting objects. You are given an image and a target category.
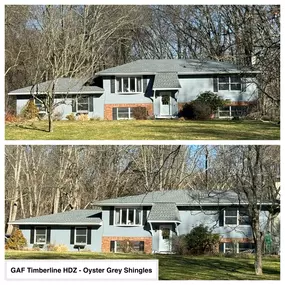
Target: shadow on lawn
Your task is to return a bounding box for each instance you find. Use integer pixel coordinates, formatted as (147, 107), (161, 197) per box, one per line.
(14, 123), (49, 133)
(157, 255), (280, 280)
(138, 121), (279, 140)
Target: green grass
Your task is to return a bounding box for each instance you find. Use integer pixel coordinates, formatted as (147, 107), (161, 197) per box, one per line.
(5, 251), (280, 280)
(5, 119), (280, 140)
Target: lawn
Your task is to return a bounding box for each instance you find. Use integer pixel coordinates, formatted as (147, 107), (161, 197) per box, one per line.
(5, 251), (280, 280)
(5, 119), (280, 140)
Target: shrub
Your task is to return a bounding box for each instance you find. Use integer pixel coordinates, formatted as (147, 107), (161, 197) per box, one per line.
(5, 229), (27, 250)
(78, 114), (89, 121)
(179, 101), (212, 120)
(47, 243), (68, 252)
(66, 113), (76, 121)
(22, 99), (39, 119)
(184, 225), (220, 255)
(195, 91), (228, 113)
(172, 235), (188, 255)
(5, 112), (18, 123)
(52, 111), (63, 121)
(133, 107), (148, 120)
(118, 239), (134, 253)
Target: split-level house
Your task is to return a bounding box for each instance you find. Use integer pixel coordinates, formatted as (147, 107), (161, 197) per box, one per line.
(8, 59), (259, 119)
(9, 190), (272, 254)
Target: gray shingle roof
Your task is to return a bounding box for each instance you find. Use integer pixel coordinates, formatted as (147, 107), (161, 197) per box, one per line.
(148, 203), (181, 222)
(10, 210), (102, 225)
(8, 78), (104, 95)
(153, 72), (181, 89)
(93, 190), (256, 206)
(96, 59), (259, 76)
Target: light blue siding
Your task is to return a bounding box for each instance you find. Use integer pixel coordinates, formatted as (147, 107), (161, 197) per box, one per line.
(20, 225), (103, 252)
(101, 209), (151, 238)
(178, 76), (257, 103)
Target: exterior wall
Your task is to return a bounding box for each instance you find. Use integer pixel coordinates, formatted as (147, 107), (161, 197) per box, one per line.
(15, 95), (105, 120)
(103, 77), (153, 105)
(101, 208), (152, 237)
(19, 225), (103, 252)
(16, 98), (29, 115)
(101, 236), (152, 254)
(178, 75), (257, 104)
(104, 103), (153, 120)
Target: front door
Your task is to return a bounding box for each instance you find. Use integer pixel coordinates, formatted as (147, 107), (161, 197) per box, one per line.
(160, 92), (172, 116)
(159, 225), (172, 252)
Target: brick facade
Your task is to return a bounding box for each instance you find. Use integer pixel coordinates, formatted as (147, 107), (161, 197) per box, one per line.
(102, 236), (152, 254)
(104, 103), (153, 120)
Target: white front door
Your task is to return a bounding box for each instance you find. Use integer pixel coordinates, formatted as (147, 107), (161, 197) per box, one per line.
(159, 225), (172, 252)
(160, 92), (172, 116)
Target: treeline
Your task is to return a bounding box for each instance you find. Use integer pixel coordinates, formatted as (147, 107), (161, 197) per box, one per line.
(5, 145), (279, 233)
(5, 5), (280, 117)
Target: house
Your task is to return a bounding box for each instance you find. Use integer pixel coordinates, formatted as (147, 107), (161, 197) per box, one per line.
(9, 190), (272, 254)
(8, 59), (259, 120)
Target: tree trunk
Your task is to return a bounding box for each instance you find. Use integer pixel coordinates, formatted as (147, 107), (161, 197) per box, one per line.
(48, 111), (53, 132)
(255, 238), (263, 275)
(53, 188), (60, 213)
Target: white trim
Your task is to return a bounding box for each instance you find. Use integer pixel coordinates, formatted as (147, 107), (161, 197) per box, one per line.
(97, 71), (260, 76)
(34, 226), (47, 245)
(153, 88), (181, 90)
(8, 91), (103, 96)
(114, 206), (142, 226)
(218, 76), (242, 92)
(74, 227), (87, 245)
(9, 222), (102, 225)
(115, 76), (142, 93)
(116, 107), (134, 120)
(224, 209), (250, 226)
(158, 225), (172, 252)
(148, 220), (181, 223)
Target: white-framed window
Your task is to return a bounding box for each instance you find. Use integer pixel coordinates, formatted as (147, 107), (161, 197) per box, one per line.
(35, 227), (47, 244)
(77, 95), (89, 112)
(111, 240), (144, 253)
(75, 227), (87, 244)
(115, 207), (142, 226)
(224, 208), (250, 226)
(217, 106), (248, 118)
(223, 242), (254, 253)
(218, 76), (241, 91)
(116, 77), (142, 93)
(117, 107), (134, 120)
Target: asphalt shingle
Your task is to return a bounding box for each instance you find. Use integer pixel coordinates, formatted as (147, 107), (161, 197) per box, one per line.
(8, 78), (104, 95)
(93, 189), (257, 206)
(97, 59), (259, 76)
(148, 203), (181, 222)
(10, 210), (102, 225)
(153, 72), (181, 89)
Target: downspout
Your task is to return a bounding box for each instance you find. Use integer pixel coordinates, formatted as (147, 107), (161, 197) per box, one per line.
(175, 222), (180, 236)
(153, 90), (156, 118)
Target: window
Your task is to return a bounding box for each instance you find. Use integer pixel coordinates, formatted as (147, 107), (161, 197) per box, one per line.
(111, 240), (144, 253)
(35, 227), (47, 244)
(77, 95), (89, 112)
(34, 98), (46, 113)
(116, 77), (142, 93)
(75, 227), (87, 244)
(225, 209), (238, 225)
(224, 208), (250, 226)
(217, 106), (248, 118)
(116, 107), (134, 120)
(218, 76), (241, 91)
(222, 242), (254, 253)
(115, 207), (142, 225)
